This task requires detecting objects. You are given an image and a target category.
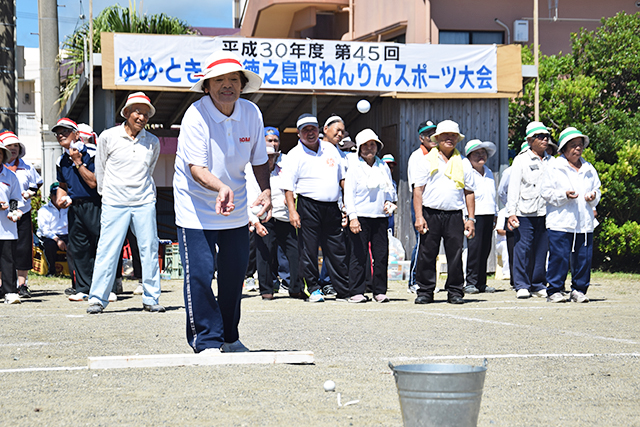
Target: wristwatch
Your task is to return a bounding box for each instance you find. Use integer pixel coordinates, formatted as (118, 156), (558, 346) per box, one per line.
(75, 163), (87, 169)
(465, 217), (476, 223)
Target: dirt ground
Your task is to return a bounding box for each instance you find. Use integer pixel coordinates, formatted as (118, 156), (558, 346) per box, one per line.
(1, 272), (639, 426)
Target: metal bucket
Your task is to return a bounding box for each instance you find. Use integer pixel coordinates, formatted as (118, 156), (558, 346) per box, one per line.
(389, 361), (487, 427)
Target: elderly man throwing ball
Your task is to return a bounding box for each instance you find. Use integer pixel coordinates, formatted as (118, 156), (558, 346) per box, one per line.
(173, 51), (271, 354)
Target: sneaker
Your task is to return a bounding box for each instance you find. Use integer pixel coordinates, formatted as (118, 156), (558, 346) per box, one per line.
(69, 292), (88, 302)
(374, 294), (389, 303)
(532, 289), (548, 298)
(199, 347), (222, 355)
(221, 340), (249, 353)
(407, 284), (419, 294)
(64, 287), (77, 295)
(86, 303), (103, 314)
(244, 277), (258, 292)
(18, 285), (31, 298)
(570, 290), (589, 303)
(482, 286), (496, 293)
(322, 284), (337, 296)
(133, 284), (144, 295)
(547, 292), (568, 303)
(414, 295), (433, 304)
(108, 292), (118, 302)
(516, 289), (530, 299)
(464, 285), (479, 294)
(348, 294), (368, 303)
(143, 303), (166, 312)
(308, 289), (325, 303)
(4, 293), (21, 304)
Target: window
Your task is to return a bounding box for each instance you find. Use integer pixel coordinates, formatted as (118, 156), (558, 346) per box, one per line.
(439, 31), (504, 45)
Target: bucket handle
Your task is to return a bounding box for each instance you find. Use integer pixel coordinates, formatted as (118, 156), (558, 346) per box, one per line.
(483, 358), (488, 368)
(388, 362), (398, 380)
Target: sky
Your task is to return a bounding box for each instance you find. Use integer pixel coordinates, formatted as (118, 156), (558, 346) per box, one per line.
(16, 0), (234, 48)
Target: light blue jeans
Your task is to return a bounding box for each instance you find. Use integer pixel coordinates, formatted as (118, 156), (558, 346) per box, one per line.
(88, 202), (160, 308)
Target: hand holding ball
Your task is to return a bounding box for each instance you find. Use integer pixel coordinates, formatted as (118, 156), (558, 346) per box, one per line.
(251, 205), (267, 220)
(357, 99), (370, 114)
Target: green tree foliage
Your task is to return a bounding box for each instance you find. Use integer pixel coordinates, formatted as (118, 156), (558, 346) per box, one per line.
(59, 3), (199, 106)
(509, 12), (640, 272)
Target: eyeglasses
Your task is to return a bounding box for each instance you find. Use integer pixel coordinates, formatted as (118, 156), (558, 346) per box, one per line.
(534, 133), (550, 140)
(55, 129), (72, 137)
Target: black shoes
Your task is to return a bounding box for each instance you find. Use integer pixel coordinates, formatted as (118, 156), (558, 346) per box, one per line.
(415, 295), (434, 304)
(448, 296), (465, 305)
(322, 284), (337, 296)
(18, 285), (31, 298)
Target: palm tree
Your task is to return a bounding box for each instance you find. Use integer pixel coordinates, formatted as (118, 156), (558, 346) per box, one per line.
(59, 2), (199, 106)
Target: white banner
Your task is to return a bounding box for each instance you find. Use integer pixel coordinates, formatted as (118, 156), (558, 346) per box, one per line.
(113, 34), (497, 93)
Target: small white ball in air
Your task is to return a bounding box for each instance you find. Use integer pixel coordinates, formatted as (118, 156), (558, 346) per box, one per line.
(356, 99), (370, 114)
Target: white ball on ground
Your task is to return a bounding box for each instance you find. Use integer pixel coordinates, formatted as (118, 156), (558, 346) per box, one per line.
(356, 99), (370, 114)
(323, 380), (336, 392)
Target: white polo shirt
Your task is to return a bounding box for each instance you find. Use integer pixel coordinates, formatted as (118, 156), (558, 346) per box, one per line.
(96, 123), (160, 206)
(280, 140), (345, 203)
(37, 200), (68, 239)
(407, 147), (427, 188)
(463, 158), (497, 216)
(344, 157), (397, 219)
(12, 159), (43, 213)
(414, 151), (476, 211)
(173, 96), (267, 230)
(0, 166), (24, 240)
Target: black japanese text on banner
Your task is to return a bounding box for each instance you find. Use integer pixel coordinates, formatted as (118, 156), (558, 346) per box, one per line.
(113, 34), (497, 94)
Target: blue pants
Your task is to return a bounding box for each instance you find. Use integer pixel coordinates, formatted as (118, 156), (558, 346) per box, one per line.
(88, 203), (160, 308)
(512, 216), (547, 292)
(547, 230), (593, 295)
(179, 226), (249, 353)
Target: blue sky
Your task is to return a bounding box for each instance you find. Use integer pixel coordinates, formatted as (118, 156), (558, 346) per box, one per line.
(17, 0), (233, 48)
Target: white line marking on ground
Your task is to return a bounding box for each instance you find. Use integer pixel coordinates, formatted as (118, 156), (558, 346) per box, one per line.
(387, 353), (640, 362)
(0, 342), (50, 348)
(0, 366), (87, 373)
(419, 312), (639, 345)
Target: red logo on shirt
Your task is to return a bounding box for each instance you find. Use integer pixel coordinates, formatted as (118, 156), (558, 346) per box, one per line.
(326, 158), (336, 167)
(239, 137), (251, 143)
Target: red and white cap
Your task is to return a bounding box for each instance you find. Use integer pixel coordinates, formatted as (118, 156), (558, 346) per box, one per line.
(120, 92), (156, 119)
(78, 123), (98, 143)
(190, 50), (262, 94)
(0, 130), (26, 160)
(51, 118), (79, 134)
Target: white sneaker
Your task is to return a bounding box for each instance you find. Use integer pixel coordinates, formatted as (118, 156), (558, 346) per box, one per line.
(108, 292), (117, 302)
(221, 340), (249, 353)
(199, 347), (222, 355)
(68, 292), (88, 302)
(244, 277), (258, 292)
(133, 284), (143, 295)
(570, 290), (589, 303)
(547, 292), (567, 303)
(516, 289), (531, 299)
(532, 289), (548, 298)
(4, 293), (21, 304)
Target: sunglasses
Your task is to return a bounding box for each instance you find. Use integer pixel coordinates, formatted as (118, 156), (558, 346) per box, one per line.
(534, 133), (550, 140)
(55, 128), (73, 137)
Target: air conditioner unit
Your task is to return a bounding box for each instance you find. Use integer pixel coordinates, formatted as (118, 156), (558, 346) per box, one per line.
(514, 20), (529, 43)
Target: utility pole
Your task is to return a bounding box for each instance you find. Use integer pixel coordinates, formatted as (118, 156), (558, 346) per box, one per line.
(0, 0), (17, 131)
(39, 0), (62, 198)
(534, 0), (540, 121)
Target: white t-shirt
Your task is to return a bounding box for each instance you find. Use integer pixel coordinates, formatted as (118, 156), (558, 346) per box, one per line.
(407, 147), (427, 188)
(0, 166), (24, 240)
(463, 158), (497, 216)
(13, 159), (43, 214)
(173, 96), (267, 230)
(280, 140), (345, 203)
(414, 151), (476, 211)
(344, 157), (397, 219)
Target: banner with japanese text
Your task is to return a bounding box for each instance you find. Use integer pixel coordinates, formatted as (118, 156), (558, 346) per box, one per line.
(113, 34), (497, 93)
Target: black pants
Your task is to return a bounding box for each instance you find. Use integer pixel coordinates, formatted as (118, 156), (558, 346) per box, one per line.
(297, 196), (349, 298)
(245, 232), (257, 278)
(67, 199), (101, 294)
(415, 208), (465, 299)
(256, 218), (301, 295)
(0, 239), (17, 296)
(15, 213), (33, 270)
(349, 217), (388, 296)
(505, 218), (515, 289)
(465, 214), (495, 291)
(42, 235), (75, 278)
